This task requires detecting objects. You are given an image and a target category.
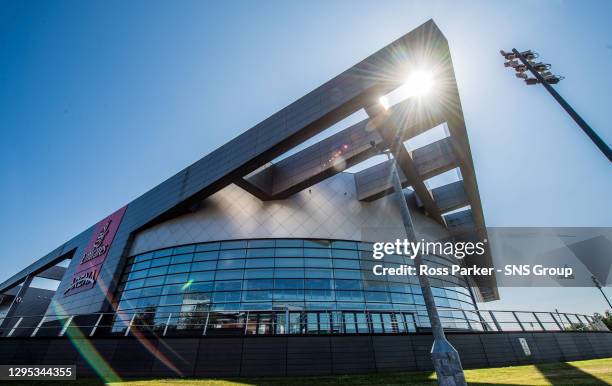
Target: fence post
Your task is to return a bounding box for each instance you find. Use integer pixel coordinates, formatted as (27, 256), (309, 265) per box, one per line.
(59, 315), (74, 337)
(163, 313), (172, 337)
(89, 313), (104, 337)
(489, 311), (502, 332)
(31, 316), (47, 337)
(7, 317), (23, 337)
(124, 313), (137, 337)
(202, 312), (210, 336)
(512, 312), (525, 331)
(532, 313), (546, 331)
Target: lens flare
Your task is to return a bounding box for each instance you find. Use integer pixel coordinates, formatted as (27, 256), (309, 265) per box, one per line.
(379, 69), (435, 110)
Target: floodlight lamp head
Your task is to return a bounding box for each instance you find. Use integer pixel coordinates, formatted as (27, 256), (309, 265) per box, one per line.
(533, 63), (551, 72)
(500, 50), (516, 60)
(504, 60), (519, 68)
(525, 78), (539, 85)
(521, 50), (539, 60)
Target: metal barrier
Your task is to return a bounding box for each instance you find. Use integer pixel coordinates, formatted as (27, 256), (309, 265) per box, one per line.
(0, 309), (607, 338)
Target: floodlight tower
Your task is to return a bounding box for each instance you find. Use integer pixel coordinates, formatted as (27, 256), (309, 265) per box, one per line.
(500, 49), (612, 163)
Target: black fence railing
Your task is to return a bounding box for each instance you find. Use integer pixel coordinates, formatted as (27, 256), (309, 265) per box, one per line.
(0, 308), (607, 338)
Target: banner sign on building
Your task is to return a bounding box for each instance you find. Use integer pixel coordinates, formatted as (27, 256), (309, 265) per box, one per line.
(64, 206), (127, 296)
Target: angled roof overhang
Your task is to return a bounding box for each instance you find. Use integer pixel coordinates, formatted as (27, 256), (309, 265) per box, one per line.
(1, 19), (498, 301)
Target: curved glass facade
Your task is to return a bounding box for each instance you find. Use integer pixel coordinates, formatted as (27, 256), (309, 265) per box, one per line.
(114, 239), (478, 332)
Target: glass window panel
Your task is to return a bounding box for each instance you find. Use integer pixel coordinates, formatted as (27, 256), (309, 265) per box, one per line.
(305, 290), (334, 301)
(219, 249), (247, 259)
(275, 258), (304, 267)
(305, 278), (333, 290)
(333, 259), (360, 269)
(166, 273), (189, 284)
(124, 279), (145, 290)
(148, 266), (168, 277)
(305, 258), (332, 268)
(246, 258), (274, 268)
(220, 240), (247, 249)
(196, 242), (219, 252)
(274, 268), (304, 278)
(188, 282), (213, 293)
(171, 254), (193, 264)
(305, 269), (333, 278)
(247, 249), (274, 258)
(183, 292), (212, 304)
(248, 239), (275, 248)
(160, 294), (183, 306)
(128, 270), (148, 281)
(168, 263), (191, 274)
(214, 280), (242, 291)
(215, 270), (243, 280)
(137, 296), (159, 308)
(365, 291), (390, 302)
(244, 269), (274, 279)
(173, 245), (195, 255)
(363, 281), (388, 291)
(132, 261), (151, 271)
(118, 299), (136, 310)
(276, 240), (303, 248)
(242, 291), (273, 302)
(122, 289), (142, 299)
(141, 286), (163, 297)
(144, 276), (165, 287)
(162, 284), (183, 295)
(213, 291), (241, 303)
(304, 249), (332, 258)
(274, 279), (304, 289)
(336, 291), (364, 302)
(332, 249), (359, 259)
(304, 240), (331, 248)
(335, 279), (362, 290)
(194, 251), (218, 261)
(244, 279), (274, 290)
(331, 241), (357, 250)
(391, 293), (413, 304)
(334, 269), (361, 280)
(191, 261), (216, 271)
(150, 256), (171, 267)
(189, 271), (215, 282)
(273, 289), (304, 301)
(388, 283), (412, 293)
(217, 259), (245, 270)
(275, 248), (303, 257)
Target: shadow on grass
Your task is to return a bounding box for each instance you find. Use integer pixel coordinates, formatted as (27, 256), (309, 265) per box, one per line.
(533, 361), (609, 385)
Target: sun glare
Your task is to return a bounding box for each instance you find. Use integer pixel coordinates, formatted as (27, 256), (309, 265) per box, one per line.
(379, 69), (435, 110)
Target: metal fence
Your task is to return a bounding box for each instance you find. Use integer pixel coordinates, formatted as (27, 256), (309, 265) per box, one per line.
(0, 308), (607, 338)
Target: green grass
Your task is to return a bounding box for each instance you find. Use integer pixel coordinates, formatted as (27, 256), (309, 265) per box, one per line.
(9, 358), (612, 385)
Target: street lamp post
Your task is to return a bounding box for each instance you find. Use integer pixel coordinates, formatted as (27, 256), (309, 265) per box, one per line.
(500, 49), (612, 163)
(372, 134), (466, 386)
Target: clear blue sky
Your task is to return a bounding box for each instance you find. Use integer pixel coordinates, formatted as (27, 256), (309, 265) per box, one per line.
(1, 0), (611, 314)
